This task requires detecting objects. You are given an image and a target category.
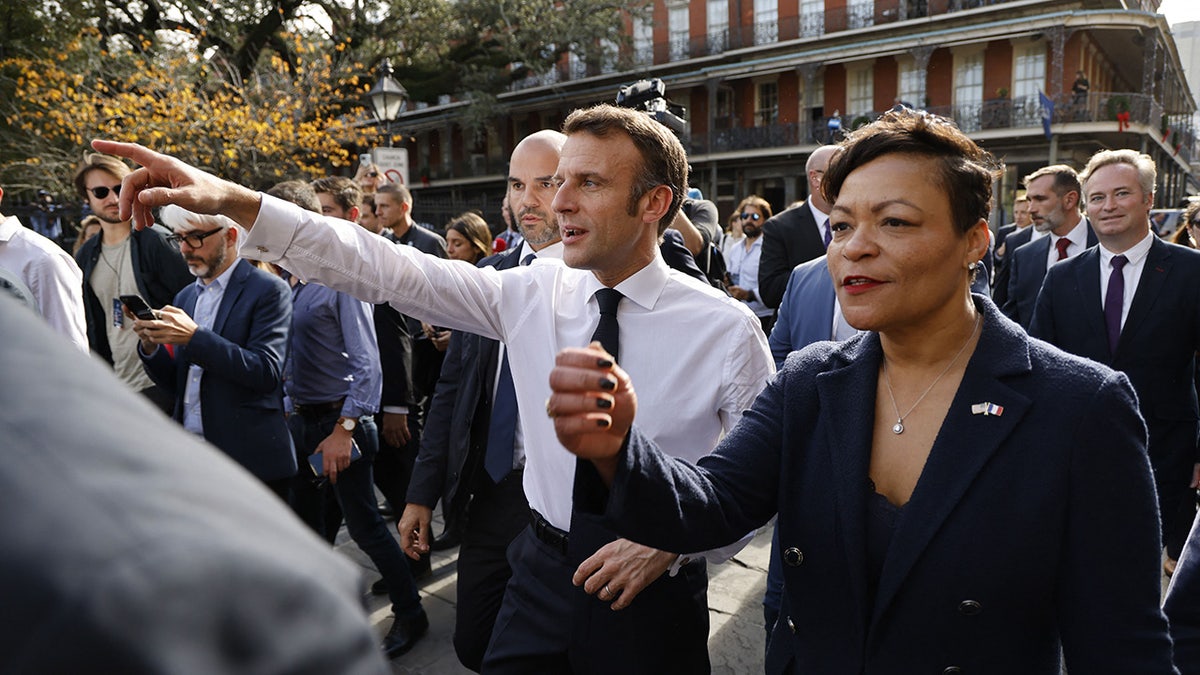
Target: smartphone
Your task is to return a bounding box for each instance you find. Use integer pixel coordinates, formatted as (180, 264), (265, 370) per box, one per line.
(359, 153), (372, 167)
(308, 440), (363, 477)
(118, 294), (158, 321)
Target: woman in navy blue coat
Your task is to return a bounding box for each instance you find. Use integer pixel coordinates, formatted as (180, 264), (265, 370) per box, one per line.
(548, 110), (1175, 673)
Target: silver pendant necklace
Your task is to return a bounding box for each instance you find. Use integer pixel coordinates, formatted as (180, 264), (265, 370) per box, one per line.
(882, 313), (981, 434)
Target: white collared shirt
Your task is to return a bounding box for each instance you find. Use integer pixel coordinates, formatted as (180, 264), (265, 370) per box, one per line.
(1098, 230), (1155, 330)
(182, 260), (239, 436)
(809, 200), (830, 248)
(0, 215), (87, 351)
(1046, 218), (1090, 269)
(242, 195), (775, 561)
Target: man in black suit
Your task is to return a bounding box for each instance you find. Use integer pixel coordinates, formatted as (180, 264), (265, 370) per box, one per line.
(757, 145), (838, 309)
(1002, 165), (1096, 329)
(990, 195), (1033, 307)
(1031, 148), (1200, 573)
(135, 205), (296, 499)
(374, 186), (448, 466)
(400, 130), (566, 672)
(0, 293), (387, 674)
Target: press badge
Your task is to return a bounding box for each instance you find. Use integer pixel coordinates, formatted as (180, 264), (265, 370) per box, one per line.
(112, 297), (124, 328)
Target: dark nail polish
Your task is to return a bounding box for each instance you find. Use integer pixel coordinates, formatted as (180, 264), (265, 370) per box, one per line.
(597, 397), (612, 409)
(597, 357), (613, 368)
(599, 378), (616, 391)
(597, 418), (611, 428)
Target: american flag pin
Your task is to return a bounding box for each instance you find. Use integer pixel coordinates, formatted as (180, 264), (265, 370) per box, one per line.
(971, 402), (1004, 416)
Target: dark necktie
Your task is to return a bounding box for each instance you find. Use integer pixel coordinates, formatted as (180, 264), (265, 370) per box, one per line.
(823, 218), (832, 249)
(591, 288), (624, 360)
(483, 252), (536, 483)
(1104, 255), (1128, 354)
(1055, 237), (1071, 261)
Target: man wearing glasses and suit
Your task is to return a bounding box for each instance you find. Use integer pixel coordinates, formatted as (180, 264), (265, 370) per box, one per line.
(133, 205), (296, 499)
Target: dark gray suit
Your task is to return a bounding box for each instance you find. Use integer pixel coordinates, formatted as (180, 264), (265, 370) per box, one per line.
(758, 202), (828, 309)
(0, 294), (387, 674)
(1002, 223), (1096, 329)
(990, 225), (1034, 309)
(407, 246), (530, 670)
(1031, 236), (1200, 555)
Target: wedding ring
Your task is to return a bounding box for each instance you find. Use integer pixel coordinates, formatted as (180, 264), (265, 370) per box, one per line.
(545, 398), (555, 418)
(602, 583), (612, 598)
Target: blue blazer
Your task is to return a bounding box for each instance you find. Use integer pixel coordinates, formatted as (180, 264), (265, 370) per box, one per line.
(585, 296), (1174, 673)
(1001, 223), (1097, 328)
(1030, 236), (1200, 464)
(142, 260), (296, 482)
(768, 256), (836, 369)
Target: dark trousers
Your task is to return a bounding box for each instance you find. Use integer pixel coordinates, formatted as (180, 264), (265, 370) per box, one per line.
(455, 470), (529, 672)
(482, 514), (711, 675)
(373, 406), (422, 512)
(288, 412), (421, 618)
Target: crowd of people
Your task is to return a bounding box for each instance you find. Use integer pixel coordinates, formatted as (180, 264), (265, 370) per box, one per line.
(3, 100), (1200, 674)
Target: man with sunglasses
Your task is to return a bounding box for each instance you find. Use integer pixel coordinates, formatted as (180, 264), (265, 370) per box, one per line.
(133, 205), (296, 499)
(74, 153), (191, 413)
(725, 197), (774, 333)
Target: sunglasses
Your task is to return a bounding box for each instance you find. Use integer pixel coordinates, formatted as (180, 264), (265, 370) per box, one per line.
(166, 228), (225, 248)
(367, 172), (379, 178)
(87, 185), (121, 199)
(740, 212), (762, 221)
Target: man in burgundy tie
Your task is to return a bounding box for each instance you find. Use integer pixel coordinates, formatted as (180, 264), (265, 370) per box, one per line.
(1001, 164), (1097, 329)
(1031, 149), (1200, 579)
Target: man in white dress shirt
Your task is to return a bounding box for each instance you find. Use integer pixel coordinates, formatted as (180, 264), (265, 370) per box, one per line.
(94, 103), (773, 674)
(0, 185), (87, 351)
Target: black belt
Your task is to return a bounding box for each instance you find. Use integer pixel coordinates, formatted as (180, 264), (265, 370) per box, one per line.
(293, 398), (345, 419)
(529, 508), (569, 555)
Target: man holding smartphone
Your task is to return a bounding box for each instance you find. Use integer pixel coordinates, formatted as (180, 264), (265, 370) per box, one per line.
(132, 205), (296, 499)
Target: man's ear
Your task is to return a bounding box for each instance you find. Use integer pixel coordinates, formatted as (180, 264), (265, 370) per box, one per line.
(641, 185), (674, 226)
(348, 206), (361, 222)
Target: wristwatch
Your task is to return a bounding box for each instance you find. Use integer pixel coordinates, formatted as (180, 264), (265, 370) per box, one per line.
(337, 416), (357, 432)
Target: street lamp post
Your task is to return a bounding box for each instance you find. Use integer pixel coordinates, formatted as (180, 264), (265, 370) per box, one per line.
(366, 58), (408, 147)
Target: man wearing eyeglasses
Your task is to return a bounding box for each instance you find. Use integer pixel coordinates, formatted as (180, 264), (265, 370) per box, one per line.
(132, 205), (297, 499)
(74, 153), (191, 413)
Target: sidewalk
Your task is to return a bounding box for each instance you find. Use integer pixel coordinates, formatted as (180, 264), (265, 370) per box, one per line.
(335, 510), (773, 674)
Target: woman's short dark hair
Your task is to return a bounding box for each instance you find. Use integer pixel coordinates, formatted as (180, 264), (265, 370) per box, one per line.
(823, 109), (999, 235)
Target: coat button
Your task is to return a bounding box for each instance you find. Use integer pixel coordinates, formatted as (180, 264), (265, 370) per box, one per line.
(786, 616), (797, 634)
(943, 667), (962, 674)
(782, 547), (804, 566)
(958, 600), (982, 616)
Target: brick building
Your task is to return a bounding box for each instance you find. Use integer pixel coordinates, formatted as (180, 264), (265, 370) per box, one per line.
(390, 0), (1196, 228)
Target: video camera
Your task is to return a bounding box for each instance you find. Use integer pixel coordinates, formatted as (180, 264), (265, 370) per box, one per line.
(615, 78), (688, 137)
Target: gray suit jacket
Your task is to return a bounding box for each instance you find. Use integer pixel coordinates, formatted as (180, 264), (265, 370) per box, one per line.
(0, 294), (386, 674)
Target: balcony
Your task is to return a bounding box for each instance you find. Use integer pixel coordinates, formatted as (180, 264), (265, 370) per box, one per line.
(684, 93), (1195, 164)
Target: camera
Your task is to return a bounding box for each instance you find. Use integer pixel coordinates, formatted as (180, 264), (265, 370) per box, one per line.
(615, 78), (688, 137)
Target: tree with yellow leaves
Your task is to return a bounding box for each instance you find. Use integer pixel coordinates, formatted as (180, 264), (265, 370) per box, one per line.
(0, 28), (382, 197)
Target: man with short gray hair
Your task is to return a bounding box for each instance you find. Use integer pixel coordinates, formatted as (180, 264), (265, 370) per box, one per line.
(134, 205), (296, 497)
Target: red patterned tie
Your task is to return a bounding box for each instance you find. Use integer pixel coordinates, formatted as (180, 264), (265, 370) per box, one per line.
(1055, 237), (1070, 261)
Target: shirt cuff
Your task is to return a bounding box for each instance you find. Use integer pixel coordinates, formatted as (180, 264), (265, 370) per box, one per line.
(382, 405), (409, 415)
(239, 193), (304, 264)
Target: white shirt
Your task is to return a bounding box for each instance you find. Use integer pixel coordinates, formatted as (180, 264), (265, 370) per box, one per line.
(808, 201), (830, 248)
(242, 195), (775, 552)
(725, 235), (771, 318)
(0, 215), (87, 352)
(1046, 218), (1090, 269)
(182, 261), (239, 436)
(1098, 230), (1154, 330)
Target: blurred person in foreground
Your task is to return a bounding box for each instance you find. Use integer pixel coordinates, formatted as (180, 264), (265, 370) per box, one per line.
(0, 292), (386, 674)
(546, 109), (1175, 673)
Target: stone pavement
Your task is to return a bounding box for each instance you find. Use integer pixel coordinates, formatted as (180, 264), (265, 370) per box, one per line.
(335, 509), (774, 674)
